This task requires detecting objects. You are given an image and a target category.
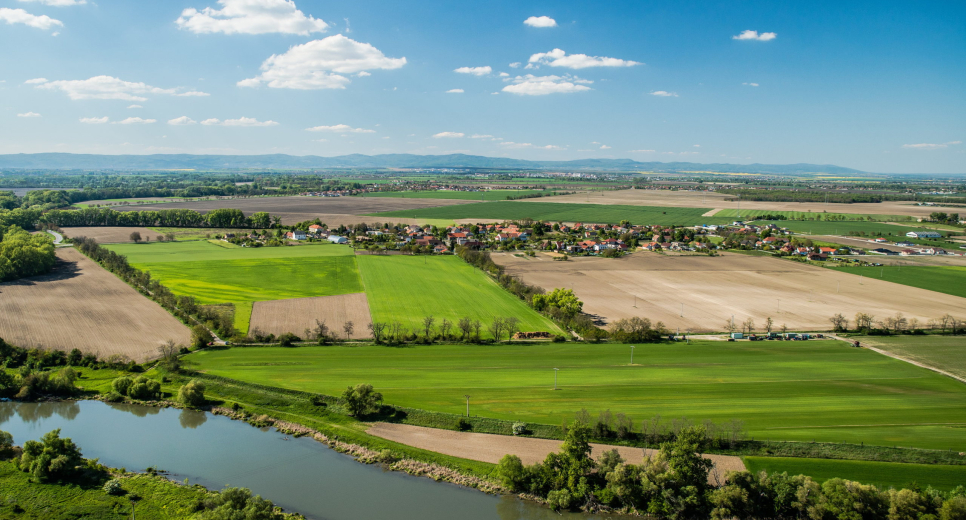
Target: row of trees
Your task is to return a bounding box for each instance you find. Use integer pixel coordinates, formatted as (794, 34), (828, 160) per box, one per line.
(41, 207), (273, 229)
(832, 312), (963, 335)
(366, 315), (525, 344)
(0, 225), (56, 282)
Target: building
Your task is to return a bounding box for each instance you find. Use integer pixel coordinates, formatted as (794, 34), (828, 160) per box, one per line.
(286, 230), (307, 240)
(907, 231), (942, 239)
(327, 235), (348, 244)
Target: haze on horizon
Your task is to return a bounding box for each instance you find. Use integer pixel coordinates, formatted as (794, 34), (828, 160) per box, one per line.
(0, 0), (963, 174)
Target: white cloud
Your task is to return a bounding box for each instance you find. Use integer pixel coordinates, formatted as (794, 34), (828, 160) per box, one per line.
(902, 141), (961, 150)
(0, 8), (63, 31)
(650, 90), (678, 97)
(600, 144), (611, 150)
(433, 131), (464, 138)
(32, 75), (204, 101)
(527, 48), (641, 69)
(693, 144), (701, 147)
(238, 34), (405, 90)
(115, 117), (156, 125)
(733, 30), (777, 41)
(305, 124), (374, 133)
(127, 104), (143, 109)
(445, 88), (464, 93)
(177, 90), (210, 97)
(16, 112), (41, 117)
(742, 82), (759, 87)
(202, 117), (279, 127)
(499, 141), (563, 150)
(502, 74), (592, 95)
(509, 62), (521, 68)
(471, 134), (493, 139)
(168, 116), (197, 125)
(454, 66), (491, 76)
(79, 116), (109, 124)
(523, 16), (557, 28)
(24, 78), (48, 84)
(499, 72), (509, 77)
(17, 0), (86, 5)
(629, 149), (656, 153)
(356, 71), (370, 77)
(177, 0), (327, 35)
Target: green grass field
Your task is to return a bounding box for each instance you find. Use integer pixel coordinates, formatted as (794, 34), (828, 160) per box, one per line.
(829, 265), (966, 299)
(716, 209), (913, 222)
(106, 241), (363, 333)
(743, 457), (966, 491)
(369, 201), (723, 226)
(356, 255), (560, 336)
(853, 335), (966, 381)
(188, 340), (966, 451)
(359, 190), (547, 201)
(751, 220), (932, 237)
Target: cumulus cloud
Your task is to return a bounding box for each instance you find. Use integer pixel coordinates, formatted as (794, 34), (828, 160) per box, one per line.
(127, 104), (143, 109)
(238, 34), (405, 90)
(17, 0), (86, 5)
(177, 0), (327, 35)
(177, 90), (210, 97)
(502, 74), (592, 95)
(733, 30), (777, 41)
(79, 116), (108, 124)
(168, 116), (197, 125)
(445, 88), (464, 93)
(433, 131), (464, 138)
(499, 72), (509, 77)
(305, 124), (374, 133)
(454, 66), (491, 76)
(115, 117), (156, 125)
(742, 82), (759, 87)
(31, 76), (207, 101)
(523, 16), (557, 28)
(0, 8), (63, 31)
(650, 90), (678, 97)
(600, 145), (611, 150)
(471, 134), (493, 139)
(16, 112), (41, 117)
(902, 141), (961, 150)
(527, 48), (640, 69)
(202, 117), (279, 126)
(509, 62), (521, 68)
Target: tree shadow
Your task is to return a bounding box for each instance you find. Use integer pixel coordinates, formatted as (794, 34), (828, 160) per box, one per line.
(0, 257), (82, 288)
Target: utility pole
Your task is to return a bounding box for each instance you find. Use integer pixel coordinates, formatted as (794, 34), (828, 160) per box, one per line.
(630, 346), (635, 365)
(464, 395), (470, 417)
(553, 368), (559, 390)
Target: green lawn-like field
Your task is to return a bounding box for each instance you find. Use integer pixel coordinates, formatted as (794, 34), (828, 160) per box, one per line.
(751, 220), (931, 237)
(359, 190), (547, 201)
(829, 265), (966, 299)
(369, 201), (722, 226)
(743, 457), (966, 491)
(716, 209), (913, 222)
(188, 340), (966, 451)
(106, 241), (363, 333)
(356, 254), (560, 336)
(853, 335), (966, 381)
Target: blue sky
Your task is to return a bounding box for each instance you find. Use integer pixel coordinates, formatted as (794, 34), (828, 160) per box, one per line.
(0, 0), (963, 173)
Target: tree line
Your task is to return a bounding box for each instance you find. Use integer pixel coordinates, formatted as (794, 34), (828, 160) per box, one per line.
(831, 312), (963, 335)
(41, 207), (273, 229)
(0, 225), (56, 282)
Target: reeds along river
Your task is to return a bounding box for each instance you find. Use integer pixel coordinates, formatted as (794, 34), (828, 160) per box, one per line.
(0, 400), (612, 520)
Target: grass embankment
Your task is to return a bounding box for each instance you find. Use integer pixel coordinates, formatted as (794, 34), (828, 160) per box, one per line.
(850, 335), (966, 381)
(106, 241), (363, 333)
(829, 265), (966, 300)
(356, 254), (561, 336)
(186, 340), (966, 451)
(743, 457), (966, 491)
(0, 460), (209, 519)
(369, 201), (725, 226)
(360, 190), (547, 201)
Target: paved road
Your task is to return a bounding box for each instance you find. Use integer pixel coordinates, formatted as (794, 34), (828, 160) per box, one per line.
(47, 230), (66, 245)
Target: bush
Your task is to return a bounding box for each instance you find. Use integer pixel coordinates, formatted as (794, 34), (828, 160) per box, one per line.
(197, 487), (283, 520)
(341, 384), (383, 417)
(547, 489), (572, 511)
(112, 376), (133, 396)
(103, 391), (123, 403)
(191, 325), (213, 349)
(0, 430), (13, 460)
(178, 379), (206, 407)
(456, 417), (472, 431)
(552, 334), (567, 343)
(277, 332), (299, 347)
(127, 376), (161, 400)
(103, 479), (124, 496)
(512, 422), (528, 436)
(495, 454), (526, 491)
(18, 429), (83, 482)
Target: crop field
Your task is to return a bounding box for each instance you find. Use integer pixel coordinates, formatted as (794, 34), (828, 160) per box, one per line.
(853, 335), (966, 381)
(61, 226), (248, 244)
(496, 252), (966, 332)
(72, 196), (189, 208)
(249, 293), (373, 339)
(359, 190), (548, 201)
(106, 241), (363, 333)
(537, 190), (938, 218)
(752, 220), (937, 237)
(188, 340), (966, 451)
(369, 201), (721, 226)
(829, 265), (966, 299)
(743, 457), (966, 491)
(356, 255), (560, 336)
(0, 248), (190, 361)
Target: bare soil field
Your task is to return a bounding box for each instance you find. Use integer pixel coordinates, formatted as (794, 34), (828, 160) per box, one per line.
(539, 189), (937, 218)
(60, 226), (159, 244)
(249, 293), (373, 338)
(111, 196), (471, 225)
(0, 248), (191, 361)
(495, 252), (966, 332)
(367, 422), (744, 484)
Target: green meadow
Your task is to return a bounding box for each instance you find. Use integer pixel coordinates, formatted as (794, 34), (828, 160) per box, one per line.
(716, 209), (912, 222)
(854, 335), (966, 381)
(107, 241), (363, 333)
(188, 340), (966, 451)
(369, 201), (722, 226)
(751, 220), (933, 237)
(356, 254), (560, 336)
(829, 265), (966, 299)
(359, 190), (547, 201)
(743, 457), (966, 491)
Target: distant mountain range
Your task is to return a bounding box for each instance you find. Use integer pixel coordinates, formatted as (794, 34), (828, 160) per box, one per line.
(0, 153), (864, 175)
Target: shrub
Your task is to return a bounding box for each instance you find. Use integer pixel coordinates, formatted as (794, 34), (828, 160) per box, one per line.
(178, 379), (206, 407)
(495, 454), (526, 491)
(103, 391), (123, 403)
(512, 422), (528, 436)
(277, 332), (299, 347)
(191, 325), (213, 349)
(552, 334), (567, 343)
(127, 376), (161, 400)
(103, 479), (124, 496)
(18, 429), (83, 482)
(456, 417), (471, 431)
(0, 430), (13, 459)
(341, 384), (382, 417)
(546, 489), (572, 511)
(197, 487), (282, 520)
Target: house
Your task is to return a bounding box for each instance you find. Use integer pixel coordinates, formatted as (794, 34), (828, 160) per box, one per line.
(308, 224), (325, 233)
(907, 231), (942, 239)
(874, 238), (889, 243)
(327, 235), (348, 244)
(819, 247), (837, 254)
(807, 252), (827, 261)
(869, 248), (897, 255)
(286, 230), (307, 240)
(900, 249), (917, 256)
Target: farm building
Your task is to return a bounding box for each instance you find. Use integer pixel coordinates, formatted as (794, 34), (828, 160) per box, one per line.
(286, 230), (307, 240)
(907, 231), (942, 238)
(328, 235), (348, 244)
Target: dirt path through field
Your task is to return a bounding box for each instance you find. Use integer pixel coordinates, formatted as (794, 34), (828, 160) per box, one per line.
(828, 335), (966, 384)
(367, 423), (744, 484)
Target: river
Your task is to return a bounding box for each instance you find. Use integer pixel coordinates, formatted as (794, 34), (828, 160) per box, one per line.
(0, 400), (610, 520)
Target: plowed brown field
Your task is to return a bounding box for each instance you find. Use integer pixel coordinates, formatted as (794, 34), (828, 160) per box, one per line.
(249, 293), (373, 338)
(60, 226), (159, 244)
(0, 248), (191, 361)
(495, 252), (966, 332)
